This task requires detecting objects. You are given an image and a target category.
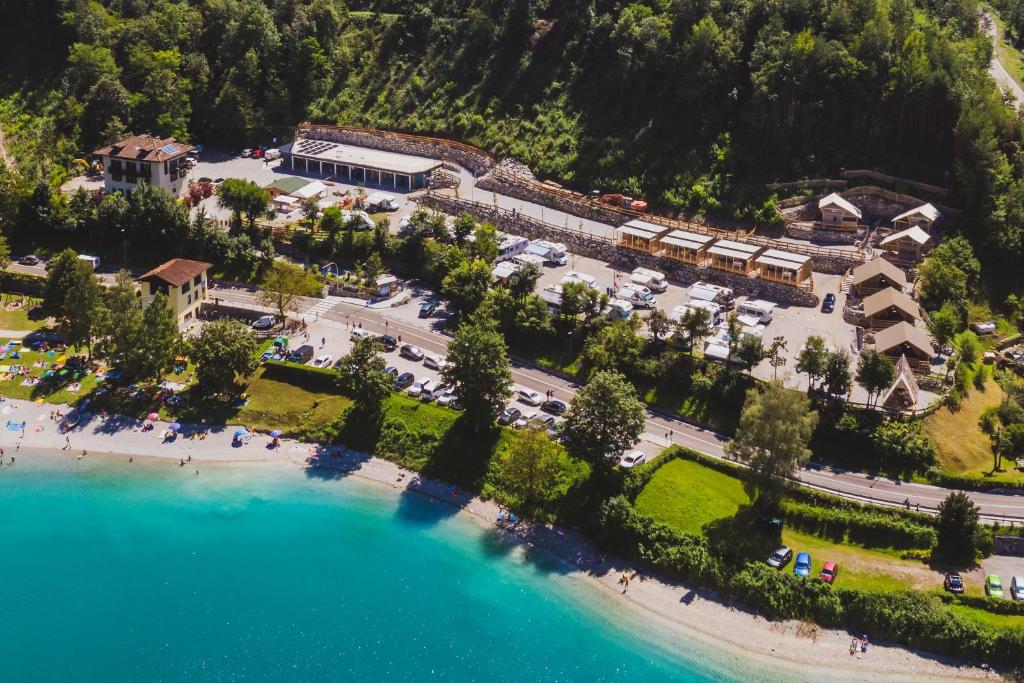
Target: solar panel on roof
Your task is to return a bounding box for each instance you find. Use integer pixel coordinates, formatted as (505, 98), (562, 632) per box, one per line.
(160, 144), (178, 155)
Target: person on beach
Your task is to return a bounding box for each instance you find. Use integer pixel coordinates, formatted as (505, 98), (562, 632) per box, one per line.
(129, 457), (133, 463)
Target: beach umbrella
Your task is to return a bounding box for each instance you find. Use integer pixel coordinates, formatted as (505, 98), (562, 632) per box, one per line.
(234, 429), (249, 437)
(168, 423), (181, 432)
(269, 430), (282, 437)
(147, 412), (159, 421)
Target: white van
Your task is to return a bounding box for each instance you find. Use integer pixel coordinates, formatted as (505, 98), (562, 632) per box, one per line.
(672, 301), (723, 327)
(605, 299), (633, 320)
(615, 284), (657, 309)
(630, 267), (667, 292)
(78, 255), (101, 270)
(526, 240), (568, 266)
(690, 281), (735, 309)
(496, 235), (529, 262)
(264, 148), (281, 161)
(561, 271), (597, 289)
(736, 299), (777, 324)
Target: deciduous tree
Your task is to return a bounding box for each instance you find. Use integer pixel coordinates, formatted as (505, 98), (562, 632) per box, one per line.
(936, 492), (981, 566)
(561, 370), (645, 473)
(189, 319), (259, 393)
(496, 429), (580, 517)
(856, 349), (896, 407)
(336, 337), (392, 417)
(796, 335), (827, 390)
(441, 312), (513, 432)
(256, 261), (321, 325)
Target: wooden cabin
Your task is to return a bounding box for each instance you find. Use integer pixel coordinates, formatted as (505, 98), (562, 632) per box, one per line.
(879, 226), (931, 265)
(707, 240), (763, 276)
(879, 355), (920, 412)
(851, 259), (907, 297)
(818, 193), (862, 231)
(754, 248), (812, 286)
(863, 288), (920, 327)
(655, 229), (714, 266)
(873, 321), (934, 362)
(617, 219), (668, 253)
(890, 203), (940, 233)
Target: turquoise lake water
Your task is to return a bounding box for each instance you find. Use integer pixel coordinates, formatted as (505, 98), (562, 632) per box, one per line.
(0, 455), (764, 682)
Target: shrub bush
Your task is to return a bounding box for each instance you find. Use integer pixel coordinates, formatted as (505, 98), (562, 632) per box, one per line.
(780, 500), (937, 550)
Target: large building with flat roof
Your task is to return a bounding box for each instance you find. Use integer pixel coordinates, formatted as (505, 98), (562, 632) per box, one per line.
(282, 137), (441, 192)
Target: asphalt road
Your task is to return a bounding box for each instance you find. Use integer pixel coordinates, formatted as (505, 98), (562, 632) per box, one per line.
(984, 12), (1024, 108)
(208, 283), (1024, 523)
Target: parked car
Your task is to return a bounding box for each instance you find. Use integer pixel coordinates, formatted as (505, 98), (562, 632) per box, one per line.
(517, 388), (544, 406)
(18, 255), (40, 266)
(822, 293), (836, 313)
(436, 388), (457, 407)
(287, 345), (315, 364)
(514, 410), (539, 428)
(251, 148), (264, 159)
(419, 301), (436, 318)
(241, 148), (253, 157)
(1011, 576), (1024, 601)
(376, 335), (398, 351)
(497, 407), (522, 426)
(351, 328), (372, 342)
(313, 354), (333, 367)
(793, 552), (812, 578)
(383, 365), (399, 378)
(400, 344), (424, 361)
(819, 561), (838, 584)
(529, 414), (557, 430)
(423, 353), (448, 371)
(419, 379), (438, 401)
(541, 399), (568, 415)
(944, 572), (965, 594)
(251, 315), (276, 330)
(767, 546), (793, 569)
(394, 372), (415, 390)
(986, 574), (1005, 598)
(407, 379), (429, 398)
(619, 450), (647, 468)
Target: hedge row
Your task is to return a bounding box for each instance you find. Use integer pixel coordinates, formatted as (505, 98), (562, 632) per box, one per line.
(263, 359), (339, 393)
(927, 471), (1024, 493)
(939, 593), (1024, 616)
(595, 496), (1024, 667)
(780, 500), (937, 550)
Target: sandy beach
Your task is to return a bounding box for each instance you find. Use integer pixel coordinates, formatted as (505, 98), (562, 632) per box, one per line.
(0, 397), (1001, 681)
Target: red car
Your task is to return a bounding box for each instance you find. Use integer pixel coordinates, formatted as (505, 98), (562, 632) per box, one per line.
(251, 148), (264, 159)
(819, 561), (838, 584)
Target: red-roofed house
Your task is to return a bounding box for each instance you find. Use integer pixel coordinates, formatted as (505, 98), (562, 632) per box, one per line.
(93, 134), (194, 196)
(137, 258), (212, 330)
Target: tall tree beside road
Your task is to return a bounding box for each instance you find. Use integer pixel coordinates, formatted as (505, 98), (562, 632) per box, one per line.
(677, 307), (710, 355)
(646, 307), (672, 342)
(441, 312), (513, 432)
(507, 262), (541, 302)
(561, 370), (645, 474)
(823, 349), (852, 398)
(441, 258), (492, 319)
(95, 271), (180, 381)
(469, 223), (499, 263)
(767, 335), (787, 380)
(189, 319), (259, 393)
(795, 335), (827, 390)
(216, 178), (270, 232)
(856, 349), (896, 407)
(734, 334), (766, 375)
(496, 429), (581, 517)
(936, 491), (981, 566)
(256, 261), (322, 326)
(58, 261), (102, 358)
(727, 381), (818, 509)
(42, 248), (80, 318)
(336, 338), (392, 418)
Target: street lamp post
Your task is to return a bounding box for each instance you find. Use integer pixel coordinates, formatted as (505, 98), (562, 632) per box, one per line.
(120, 228), (128, 267)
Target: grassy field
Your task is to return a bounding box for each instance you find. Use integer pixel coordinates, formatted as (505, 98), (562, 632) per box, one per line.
(233, 366), (351, 433)
(0, 347), (98, 405)
(635, 455), (941, 592)
(0, 296), (47, 331)
(635, 458), (748, 533)
(924, 376), (1007, 475)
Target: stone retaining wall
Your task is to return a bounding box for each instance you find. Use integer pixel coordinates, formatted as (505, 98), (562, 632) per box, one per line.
(298, 124), (496, 176)
(476, 169), (629, 225)
(420, 194), (820, 307)
(784, 221), (864, 245)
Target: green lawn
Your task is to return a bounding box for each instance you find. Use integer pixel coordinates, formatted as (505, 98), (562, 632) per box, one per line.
(635, 458), (748, 533)
(0, 347), (97, 405)
(233, 365), (351, 433)
(988, 8), (1024, 90)
(635, 455), (941, 592)
(0, 296), (47, 331)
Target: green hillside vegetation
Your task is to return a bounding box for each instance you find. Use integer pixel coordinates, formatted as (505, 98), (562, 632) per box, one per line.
(2, 0), (1024, 291)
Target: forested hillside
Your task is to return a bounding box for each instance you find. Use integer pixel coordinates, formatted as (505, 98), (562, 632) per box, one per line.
(1, 0), (1023, 285)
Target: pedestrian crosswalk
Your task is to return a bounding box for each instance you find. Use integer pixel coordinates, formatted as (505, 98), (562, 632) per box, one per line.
(303, 295), (344, 318)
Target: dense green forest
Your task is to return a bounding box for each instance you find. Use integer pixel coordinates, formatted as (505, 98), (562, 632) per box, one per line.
(0, 0), (1023, 287)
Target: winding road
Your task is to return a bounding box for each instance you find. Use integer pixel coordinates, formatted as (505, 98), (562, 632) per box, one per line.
(984, 11), (1024, 107)
(206, 282), (1024, 523)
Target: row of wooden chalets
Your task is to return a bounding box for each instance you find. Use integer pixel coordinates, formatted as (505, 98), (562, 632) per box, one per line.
(615, 219), (814, 290)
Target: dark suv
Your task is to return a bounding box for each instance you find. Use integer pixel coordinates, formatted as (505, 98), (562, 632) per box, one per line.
(287, 345), (315, 364)
(376, 335), (398, 351)
(944, 572), (965, 594)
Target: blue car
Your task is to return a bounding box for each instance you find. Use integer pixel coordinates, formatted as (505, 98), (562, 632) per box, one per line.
(793, 552), (812, 578)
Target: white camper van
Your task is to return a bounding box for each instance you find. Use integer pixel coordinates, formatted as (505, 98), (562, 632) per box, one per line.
(525, 240), (568, 266)
(496, 235), (529, 262)
(78, 255), (101, 270)
(561, 271), (598, 289)
(614, 284), (657, 309)
(736, 299), (777, 324)
(605, 299), (634, 320)
(690, 281), (735, 308)
(672, 301), (723, 327)
(630, 267), (668, 292)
